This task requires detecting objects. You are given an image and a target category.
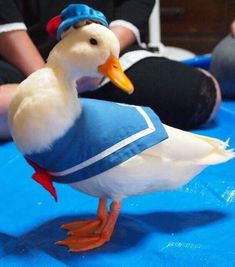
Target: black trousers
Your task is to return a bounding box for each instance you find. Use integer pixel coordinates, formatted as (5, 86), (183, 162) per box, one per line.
(82, 56), (216, 129)
(0, 54), (216, 130)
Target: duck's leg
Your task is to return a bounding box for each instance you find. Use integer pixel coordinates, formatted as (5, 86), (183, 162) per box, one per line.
(57, 200), (121, 252)
(61, 198), (108, 235)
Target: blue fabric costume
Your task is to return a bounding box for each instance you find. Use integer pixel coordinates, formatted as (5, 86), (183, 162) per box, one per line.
(26, 99), (168, 184)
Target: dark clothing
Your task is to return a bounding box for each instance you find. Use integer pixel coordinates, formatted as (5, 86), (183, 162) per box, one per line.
(0, 0), (154, 58)
(0, 60), (25, 84)
(0, 0), (217, 129)
(83, 55), (216, 129)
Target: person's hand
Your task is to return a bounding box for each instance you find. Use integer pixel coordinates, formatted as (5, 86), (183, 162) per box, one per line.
(231, 20), (235, 38)
(76, 76), (103, 94)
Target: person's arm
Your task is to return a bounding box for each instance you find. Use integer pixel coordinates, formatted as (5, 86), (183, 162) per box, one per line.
(0, 1), (45, 76)
(109, 25), (136, 51)
(231, 20), (235, 37)
(0, 30), (45, 76)
(111, 0), (155, 49)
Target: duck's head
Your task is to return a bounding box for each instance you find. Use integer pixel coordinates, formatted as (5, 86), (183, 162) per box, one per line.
(47, 5), (134, 94)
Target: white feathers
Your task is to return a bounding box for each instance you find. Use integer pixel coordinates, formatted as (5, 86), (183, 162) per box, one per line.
(145, 125), (235, 165)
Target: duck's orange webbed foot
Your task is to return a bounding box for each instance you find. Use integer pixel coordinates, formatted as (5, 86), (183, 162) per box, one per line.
(56, 199), (121, 252)
(61, 198), (108, 236)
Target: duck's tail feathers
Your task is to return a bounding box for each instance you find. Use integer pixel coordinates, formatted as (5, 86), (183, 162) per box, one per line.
(196, 137), (235, 165)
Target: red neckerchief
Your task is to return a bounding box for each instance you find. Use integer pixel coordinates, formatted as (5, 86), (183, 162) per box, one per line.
(25, 157), (58, 201)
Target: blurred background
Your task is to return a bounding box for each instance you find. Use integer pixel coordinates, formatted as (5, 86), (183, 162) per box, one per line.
(160, 0), (235, 54)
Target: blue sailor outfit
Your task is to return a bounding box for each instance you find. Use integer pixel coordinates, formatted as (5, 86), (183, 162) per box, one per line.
(26, 99), (168, 184)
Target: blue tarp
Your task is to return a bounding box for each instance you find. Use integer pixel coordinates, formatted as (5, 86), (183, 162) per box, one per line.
(0, 101), (235, 267)
(182, 54), (212, 70)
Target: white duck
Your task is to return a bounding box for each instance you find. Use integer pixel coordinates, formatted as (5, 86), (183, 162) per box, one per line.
(8, 5), (234, 253)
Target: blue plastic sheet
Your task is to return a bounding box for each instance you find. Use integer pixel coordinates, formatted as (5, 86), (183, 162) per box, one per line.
(182, 54), (212, 70)
(0, 101), (235, 266)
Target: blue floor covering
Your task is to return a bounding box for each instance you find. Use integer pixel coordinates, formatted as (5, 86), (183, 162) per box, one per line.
(0, 101), (235, 267)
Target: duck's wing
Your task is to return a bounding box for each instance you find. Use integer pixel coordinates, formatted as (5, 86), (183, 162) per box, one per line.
(143, 125), (234, 165)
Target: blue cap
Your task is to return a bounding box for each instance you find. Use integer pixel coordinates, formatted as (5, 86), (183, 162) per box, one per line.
(57, 4), (109, 40)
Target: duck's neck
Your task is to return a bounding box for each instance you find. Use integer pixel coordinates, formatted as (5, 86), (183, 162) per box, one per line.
(47, 58), (78, 92)
(47, 58), (81, 113)
(31, 58), (83, 149)
(48, 47), (91, 93)
(12, 56), (83, 155)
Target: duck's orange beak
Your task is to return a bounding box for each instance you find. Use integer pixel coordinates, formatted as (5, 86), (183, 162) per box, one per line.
(98, 54), (134, 94)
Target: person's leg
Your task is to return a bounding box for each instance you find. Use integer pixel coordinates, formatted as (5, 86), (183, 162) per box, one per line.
(198, 68), (221, 122)
(82, 56), (220, 130)
(210, 34), (235, 99)
(0, 83), (19, 140)
(0, 60), (25, 140)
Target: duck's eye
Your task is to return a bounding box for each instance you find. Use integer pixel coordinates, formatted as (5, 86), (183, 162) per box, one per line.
(89, 38), (98, 45)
